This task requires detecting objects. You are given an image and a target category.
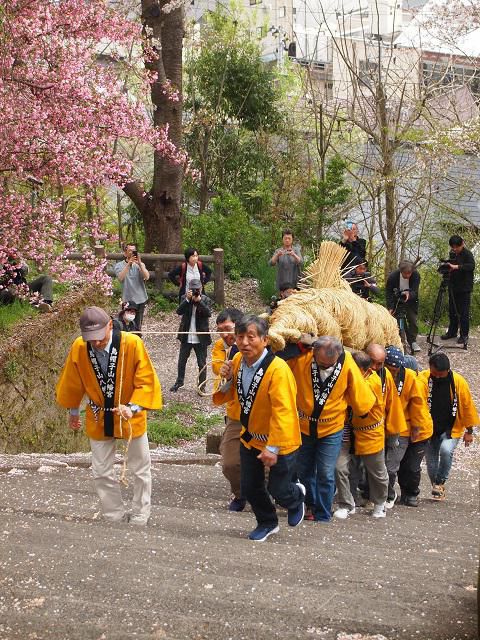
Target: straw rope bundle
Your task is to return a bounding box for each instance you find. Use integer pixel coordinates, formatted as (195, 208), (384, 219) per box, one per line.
(268, 241), (402, 352)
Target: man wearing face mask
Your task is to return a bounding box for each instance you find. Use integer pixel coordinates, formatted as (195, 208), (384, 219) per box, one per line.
(419, 353), (478, 501)
(287, 336), (376, 522)
(113, 301), (139, 334)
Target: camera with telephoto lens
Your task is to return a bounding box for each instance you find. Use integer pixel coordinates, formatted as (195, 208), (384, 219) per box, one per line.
(437, 250), (457, 278)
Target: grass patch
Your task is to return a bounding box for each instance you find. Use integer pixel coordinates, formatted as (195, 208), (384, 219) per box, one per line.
(0, 299), (38, 335)
(147, 401), (222, 446)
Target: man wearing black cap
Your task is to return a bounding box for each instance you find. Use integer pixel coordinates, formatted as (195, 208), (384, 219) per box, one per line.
(170, 278), (212, 393)
(56, 306), (162, 524)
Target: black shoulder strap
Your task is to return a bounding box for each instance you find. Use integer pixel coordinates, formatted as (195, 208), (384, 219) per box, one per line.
(237, 351), (276, 431)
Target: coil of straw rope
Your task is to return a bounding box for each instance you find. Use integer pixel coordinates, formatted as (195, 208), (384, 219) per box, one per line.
(268, 241), (403, 352)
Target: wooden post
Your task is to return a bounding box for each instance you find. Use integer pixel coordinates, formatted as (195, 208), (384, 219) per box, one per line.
(213, 248), (224, 306)
(94, 244), (106, 259)
(155, 260), (164, 292)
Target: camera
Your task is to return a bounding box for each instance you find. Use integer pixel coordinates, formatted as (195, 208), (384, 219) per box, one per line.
(192, 288), (201, 297)
(132, 250), (138, 257)
(437, 250), (456, 277)
(270, 295), (279, 310)
(393, 287), (408, 303)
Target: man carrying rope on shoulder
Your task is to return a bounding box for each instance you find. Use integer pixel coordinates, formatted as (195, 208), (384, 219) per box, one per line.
(56, 306), (162, 525)
(213, 315), (305, 542)
(211, 307), (245, 512)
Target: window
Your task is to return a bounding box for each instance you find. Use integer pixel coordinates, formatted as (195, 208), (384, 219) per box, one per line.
(256, 26), (264, 38)
(279, 6), (286, 17)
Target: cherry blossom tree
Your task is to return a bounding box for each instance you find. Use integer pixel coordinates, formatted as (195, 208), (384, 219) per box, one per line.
(0, 0), (184, 293)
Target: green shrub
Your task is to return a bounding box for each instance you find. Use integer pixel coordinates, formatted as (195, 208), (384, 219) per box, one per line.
(148, 291), (177, 315)
(183, 191), (271, 278)
(254, 260), (277, 303)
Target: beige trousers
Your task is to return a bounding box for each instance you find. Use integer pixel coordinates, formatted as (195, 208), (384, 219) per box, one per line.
(90, 433), (151, 522)
(219, 417), (242, 498)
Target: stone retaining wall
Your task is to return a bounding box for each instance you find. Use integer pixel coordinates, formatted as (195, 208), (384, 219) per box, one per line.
(0, 288), (107, 453)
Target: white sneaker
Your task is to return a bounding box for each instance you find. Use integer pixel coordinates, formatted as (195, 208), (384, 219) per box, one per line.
(333, 507), (355, 519)
(372, 504), (387, 518)
(385, 490), (397, 510)
(129, 514), (150, 526)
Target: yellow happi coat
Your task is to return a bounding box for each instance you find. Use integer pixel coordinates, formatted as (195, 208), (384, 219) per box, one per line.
(381, 367), (407, 436)
(419, 370), (479, 439)
(56, 332), (162, 440)
(211, 338), (241, 421)
(351, 371), (385, 455)
(212, 352), (301, 455)
(394, 367), (432, 442)
(288, 350), (376, 438)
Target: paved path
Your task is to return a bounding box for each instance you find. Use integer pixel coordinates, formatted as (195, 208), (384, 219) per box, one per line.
(0, 449), (478, 640)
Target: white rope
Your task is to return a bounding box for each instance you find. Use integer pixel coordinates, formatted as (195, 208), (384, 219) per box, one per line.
(128, 330), (234, 335)
(117, 339), (132, 487)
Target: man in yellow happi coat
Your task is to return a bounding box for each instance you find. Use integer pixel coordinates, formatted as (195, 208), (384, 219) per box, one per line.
(56, 306), (162, 525)
(384, 346), (432, 507)
(213, 315), (305, 542)
(420, 352), (479, 501)
(334, 351), (390, 520)
(211, 307), (244, 511)
(366, 343), (407, 509)
(288, 336), (376, 522)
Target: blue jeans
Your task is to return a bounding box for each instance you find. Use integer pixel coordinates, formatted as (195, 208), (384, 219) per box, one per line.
(297, 430), (343, 522)
(425, 433), (460, 485)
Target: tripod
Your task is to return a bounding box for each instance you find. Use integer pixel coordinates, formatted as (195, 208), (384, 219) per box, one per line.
(426, 276), (466, 355)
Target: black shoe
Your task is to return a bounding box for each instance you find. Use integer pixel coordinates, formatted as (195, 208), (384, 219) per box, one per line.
(402, 495), (419, 507)
(440, 333), (456, 341)
(170, 382), (184, 392)
(457, 336), (468, 345)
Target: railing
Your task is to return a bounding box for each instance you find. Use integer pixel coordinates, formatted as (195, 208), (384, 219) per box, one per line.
(66, 246), (225, 306)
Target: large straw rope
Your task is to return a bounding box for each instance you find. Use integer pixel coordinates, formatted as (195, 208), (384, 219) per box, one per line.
(268, 241), (403, 352)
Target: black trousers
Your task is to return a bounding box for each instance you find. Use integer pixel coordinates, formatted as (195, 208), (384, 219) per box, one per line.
(397, 439), (428, 497)
(405, 304), (418, 345)
(240, 444), (303, 528)
(447, 289), (471, 339)
(175, 342), (207, 385)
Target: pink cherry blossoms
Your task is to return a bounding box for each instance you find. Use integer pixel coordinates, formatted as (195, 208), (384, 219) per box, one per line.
(0, 0), (185, 295)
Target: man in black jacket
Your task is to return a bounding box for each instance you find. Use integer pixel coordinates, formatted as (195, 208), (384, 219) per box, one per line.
(386, 260), (421, 353)
(441, 235), (476, 346)
(340, 222), (367, 268)
(170, 278), (212, 393)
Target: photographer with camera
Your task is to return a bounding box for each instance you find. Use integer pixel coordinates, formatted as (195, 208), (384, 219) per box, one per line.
(170, 279), (212, 393)
(386, 260), (421, 353)
(270, 229), (303, 292)
(345, 258), (379, 301)
(114, 242), (149, 330)
(440, 235), (475, 346)
(340, 221), (367, 267)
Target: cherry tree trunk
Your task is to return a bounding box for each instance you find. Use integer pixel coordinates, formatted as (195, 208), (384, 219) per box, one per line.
(141, 0), (184, 253)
